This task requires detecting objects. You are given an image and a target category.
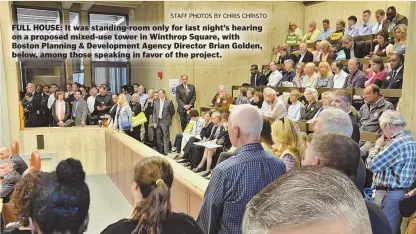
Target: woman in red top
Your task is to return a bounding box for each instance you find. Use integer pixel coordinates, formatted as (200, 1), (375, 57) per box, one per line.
(365, 55), (387, 87)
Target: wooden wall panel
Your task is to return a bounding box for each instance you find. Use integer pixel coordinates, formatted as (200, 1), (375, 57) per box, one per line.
(170, 178), (189, 213)
(304, 1), (410, 34)
(189, 191), (203, 220)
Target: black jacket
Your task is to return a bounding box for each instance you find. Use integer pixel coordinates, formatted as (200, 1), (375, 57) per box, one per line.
(1, 170), (21, 203)
(10, 155), (28, 175)
(51, 100), (71, 126)
(300, 101), (321, 121)
(200, 122), (214, 139)
(349, 112), (360, 143)
(250, 72), (268, 86)
(297, 51), (314, 63)
(382, 66), (404, 89)
(95, 94), (112, 118)
(339, 41), (370, 59)
(277, 54), (298, 64)
(280, 71), (296, 85)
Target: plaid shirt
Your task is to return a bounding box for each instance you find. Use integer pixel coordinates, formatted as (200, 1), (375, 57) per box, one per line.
(197, 143), (286, 234)
(367, 130), (416, 189)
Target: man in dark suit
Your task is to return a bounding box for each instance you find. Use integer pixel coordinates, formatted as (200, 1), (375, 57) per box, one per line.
(153, 89), (175, 155)
(340, 35), (370, 59)
(0, 147), (28, 175)
(24, 83), (45, 127)
(383, 6), (408, 32)
(297, 42), (314, 63)
(250, 64), (267, 86)
(382, 53), (404, 89)
(176, 75), (196, 131)
(72, 90), (89, 126)
(343, 58), (367, 88)
(0, 159), (21, 203)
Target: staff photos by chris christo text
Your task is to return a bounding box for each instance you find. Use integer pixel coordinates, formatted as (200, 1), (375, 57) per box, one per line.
(11, 22), (265, 60)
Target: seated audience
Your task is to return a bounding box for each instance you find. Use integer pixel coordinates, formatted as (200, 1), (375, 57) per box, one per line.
(335, 19), (346, 34)
(193, 112), (231, 178)
(359, 84), (395, 156)
(197, 105), (286, 234)
(367, 110), (416, 234)
(374, 30), (394, 57)
(71, 90), (88, 126)
(302, 63), (319, 88)
(332, 61), (349, 88)
(212, 85), (233, 112)
(267, 61), (283, 87)
(288, 22), (303, 37)
(28, 159), (90, 234)
(316, 62), (334, 88)
(51, 90), (70, 127)
(302, 20), (321, 43)
(343, 58), (367, 88)
(297, 43), (314, 63)
(261, 88), (287, 122)
(271, 117), (303, 171)
(103, 157), (203, 234)
(246, 88), (255, 103)
(312, 41), (322, 62)
(250, 64), (267, 87)
(313, 108), (353, 137)
(383, 6), (408, 32)
(300, 88), (320, 121)
(302, 133), (392, 234)
(287, 89), (303, 121)
(372, 9), (386, 34)
(251, 91), (263, 109)
(5, 170), (44, 233)
(345, 15), (360, 37)
(393, 24), (407, 55)
(277, 48), (297, 64)
(318, 40), (335, 63)
(114, 94), (133, 134)
(242, 166), (372, 234)
(175, 110), (206, 157)
(310, 91), (333, 120)
(317, 19), (333, 41)
(270, 45), (280, 64)
(331, 90), (360, 143)
(0, 159), (21, 203)
(382, 53), (404, 90)
(338, 35), (370, 60)
(365, 55), (387, 87)
(280, 59), (296, 86)
(359, 10), (374, 36)
(293, 62), (306, 88)
(236, 87), (249, 105)
(0, 147), (28, 175)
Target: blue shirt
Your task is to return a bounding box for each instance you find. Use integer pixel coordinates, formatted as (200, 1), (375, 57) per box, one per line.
(344, 24), (359, 37)
(317, 27), (334, 41)
(367, 130), (416, 188)
(138, 93), (148, 110)
(358, 22), (374, 36)
(197, 143), (286, 234)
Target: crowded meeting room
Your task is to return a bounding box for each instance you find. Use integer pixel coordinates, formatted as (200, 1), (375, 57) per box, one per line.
(1, 1), (416, 234)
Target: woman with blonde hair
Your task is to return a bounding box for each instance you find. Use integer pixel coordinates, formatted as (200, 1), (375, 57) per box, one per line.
(114, 93), (133, 134)
(316, 62), (334, 88)
(312, 41), (322, 62)
(318, 40), (335, 62)
(288, 22), (303, 37)
(271, 117), (304, 171)
(393, 24), (407, 55)
(271, 45), (280, 63)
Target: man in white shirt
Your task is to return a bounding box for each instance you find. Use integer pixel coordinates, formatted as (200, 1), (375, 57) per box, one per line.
(86, 87), (98, 124)
(267, 61), (283, 87)
(372, 9), (386, 34)
(260, 87), (287, 122)
(175, 109), (205, 158)
(359, 10), (374, 36)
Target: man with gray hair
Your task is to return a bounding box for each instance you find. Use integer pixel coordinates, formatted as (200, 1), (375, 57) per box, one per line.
(261, 87), (287, 122)
(280, 59), (296, 86)
(339, 35), (370, 60)
(0, 147), (28, 175)
(313, 107), (353, 137)
(197, 104), (286, 234)
(367, 110), (416, 234)
(0, 159), (21, 203)
(301, 20), (321, 43)
(343, 58), (367, 88)
(331, 89), (360, 143)
(243, 166), (372, 234)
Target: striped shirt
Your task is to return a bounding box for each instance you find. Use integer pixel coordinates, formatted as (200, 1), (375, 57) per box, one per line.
(367, 130), (416, 189)
(197, 143), (286, 234)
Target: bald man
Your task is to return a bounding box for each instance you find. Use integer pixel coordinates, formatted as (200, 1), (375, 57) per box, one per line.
(0, 147), (28, 175)
(197, 104), (286, 234)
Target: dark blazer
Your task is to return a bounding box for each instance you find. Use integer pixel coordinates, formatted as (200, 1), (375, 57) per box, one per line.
(153, 98), (175, 126)
(26, 92), (44, 127)
(176, 84), (196, 113)
(10, 155), (29, 175)
(1, 170), (21, 203)
(343, 70), (367, 88)
(129, 102), (142, 116)
(200, 122), (214, 139)
(300, 101), (321, 121)
(349, 112), (360, 143)
(71, 99), (88, 126)
(109, 104), (118, 123)
(382, 14), (408, 32)
(382, 66), (404, 89)
(297, 51), (314, 63)
(319, 52), (336, 63)
(250, 72), (268, 86)
(277, 54), (298, 64)
(51, 100), (71, 126)
(280, 71), (296, 85)
(340, 41), (370, 59)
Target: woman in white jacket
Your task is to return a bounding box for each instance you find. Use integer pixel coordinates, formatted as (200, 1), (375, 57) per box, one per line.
(114, 94), (133, 134)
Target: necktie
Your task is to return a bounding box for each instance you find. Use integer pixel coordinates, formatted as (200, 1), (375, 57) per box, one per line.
(392, 71), (396, 80)
(184, 84), (188, 96)
(378, 23), (381, 31)
(254, 74), (258, 86)
(73, 101), (78, 117)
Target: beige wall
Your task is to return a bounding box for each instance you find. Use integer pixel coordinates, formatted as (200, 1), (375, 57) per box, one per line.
(304, 1), (410, 33)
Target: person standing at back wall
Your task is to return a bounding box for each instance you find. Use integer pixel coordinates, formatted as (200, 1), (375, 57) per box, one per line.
(176, 75), (196, 131)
